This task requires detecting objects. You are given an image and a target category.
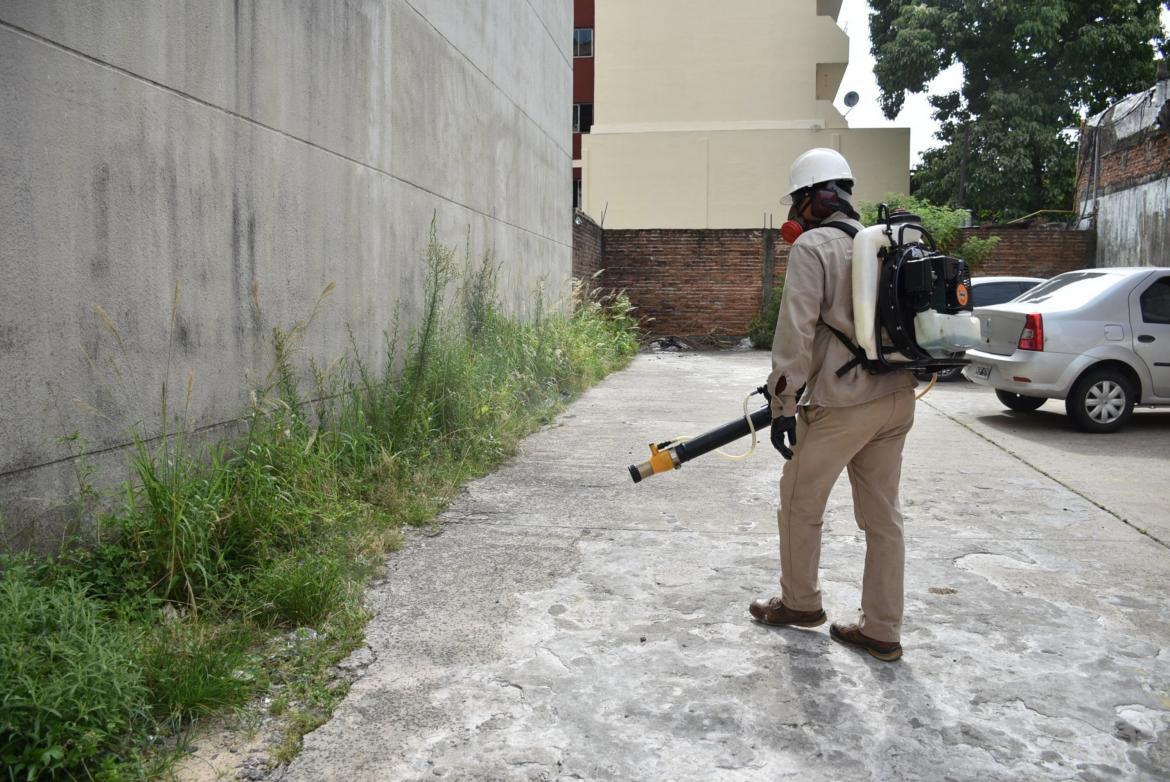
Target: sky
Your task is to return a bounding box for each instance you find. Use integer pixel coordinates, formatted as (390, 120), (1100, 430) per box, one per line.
(833, 1), (1170, 165)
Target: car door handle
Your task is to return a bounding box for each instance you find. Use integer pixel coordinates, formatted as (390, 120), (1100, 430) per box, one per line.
(1137, 334), (1155, 343)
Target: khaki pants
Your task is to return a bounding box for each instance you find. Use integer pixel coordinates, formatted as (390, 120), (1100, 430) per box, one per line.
(777, 389), (915, 642)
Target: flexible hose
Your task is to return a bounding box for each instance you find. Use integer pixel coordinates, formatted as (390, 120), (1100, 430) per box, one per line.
(915, 373), (938, 400)
(662, 391), (760, 462)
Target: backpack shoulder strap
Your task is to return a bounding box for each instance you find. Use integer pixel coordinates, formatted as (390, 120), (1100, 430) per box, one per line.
(820, 220), (860, 239)
(816, 220), (872, 375)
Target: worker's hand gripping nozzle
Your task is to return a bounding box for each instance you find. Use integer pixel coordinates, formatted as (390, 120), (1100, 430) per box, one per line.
(627, 386), (773, 484)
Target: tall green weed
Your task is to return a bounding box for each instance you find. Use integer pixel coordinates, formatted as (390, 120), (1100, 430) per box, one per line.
(1, 224), (638, 778)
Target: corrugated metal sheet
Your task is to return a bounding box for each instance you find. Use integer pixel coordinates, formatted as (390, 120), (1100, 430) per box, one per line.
(1084, 80), (1168, 139)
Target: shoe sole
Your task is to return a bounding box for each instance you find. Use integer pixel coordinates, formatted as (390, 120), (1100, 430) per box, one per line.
(829, 626), (902, 661)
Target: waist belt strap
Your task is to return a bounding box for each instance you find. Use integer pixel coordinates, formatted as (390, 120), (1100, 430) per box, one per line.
(825, 322), (871, 377)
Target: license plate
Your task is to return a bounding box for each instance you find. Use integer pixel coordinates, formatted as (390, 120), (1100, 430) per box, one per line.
(972, 363), (991, 380)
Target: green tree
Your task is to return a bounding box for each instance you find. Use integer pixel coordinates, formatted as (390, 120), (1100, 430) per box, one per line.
(869, 0), (1169, 220)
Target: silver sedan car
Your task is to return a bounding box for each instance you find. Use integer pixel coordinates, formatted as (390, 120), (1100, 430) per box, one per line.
(963, 267), (1170, 432)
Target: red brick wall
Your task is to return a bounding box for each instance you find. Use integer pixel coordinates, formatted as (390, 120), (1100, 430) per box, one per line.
(1077, 121), (1170, 202)
(573, 225), (1091, 338)
(958, 226), (1093, 278)
(572, 210), (604, 286)
(597, 229), (789, 337)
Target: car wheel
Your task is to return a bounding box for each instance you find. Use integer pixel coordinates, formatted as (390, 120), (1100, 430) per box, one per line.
(995, 389), (1047, 412)
(1065, 368), (1135, 433)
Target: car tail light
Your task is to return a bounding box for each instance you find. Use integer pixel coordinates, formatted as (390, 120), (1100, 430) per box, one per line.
(1018, 313), (1043, 351)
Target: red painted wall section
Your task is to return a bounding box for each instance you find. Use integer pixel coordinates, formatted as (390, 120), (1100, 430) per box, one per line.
(573, 57), (594, 104)
(574, 0), (594, 27)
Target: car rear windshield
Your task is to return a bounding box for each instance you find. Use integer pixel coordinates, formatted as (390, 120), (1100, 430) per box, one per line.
(1014, 272), (1119, 306)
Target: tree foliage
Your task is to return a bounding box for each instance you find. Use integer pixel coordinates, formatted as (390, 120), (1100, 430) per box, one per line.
(858, 193), (1000, 266)
(869, 0), (1169, 220)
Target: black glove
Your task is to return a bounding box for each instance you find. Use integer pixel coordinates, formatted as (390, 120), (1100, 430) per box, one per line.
(770, 415), (797, 460)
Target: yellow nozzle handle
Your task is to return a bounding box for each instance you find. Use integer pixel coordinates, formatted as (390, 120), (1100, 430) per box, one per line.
(628, 443), (680, 483)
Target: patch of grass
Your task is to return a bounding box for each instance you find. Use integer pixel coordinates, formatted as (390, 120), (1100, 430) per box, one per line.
(142, 618), (256, 723)
(1, 221), (638, 778)
(249, 552), (348, 627)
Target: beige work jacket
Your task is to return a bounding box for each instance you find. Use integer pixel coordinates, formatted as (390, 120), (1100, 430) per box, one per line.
(767, 212), (915, 418)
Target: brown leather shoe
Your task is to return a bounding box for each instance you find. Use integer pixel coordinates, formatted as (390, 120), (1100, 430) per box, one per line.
(749, 597), (826, 627)
(829, 622), (902, 661)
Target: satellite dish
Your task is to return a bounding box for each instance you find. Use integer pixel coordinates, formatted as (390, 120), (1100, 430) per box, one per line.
(843, 91), (860, 108)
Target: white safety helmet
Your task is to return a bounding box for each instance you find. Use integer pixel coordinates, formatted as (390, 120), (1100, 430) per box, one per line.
(787, 148), (853, 196)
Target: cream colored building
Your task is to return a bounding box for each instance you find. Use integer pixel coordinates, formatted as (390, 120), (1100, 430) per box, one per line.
(579, 0), (910, 229)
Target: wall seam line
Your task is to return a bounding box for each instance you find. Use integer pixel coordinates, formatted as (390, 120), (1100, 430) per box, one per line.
(0, 20), (571, 251)
(522, 0), (574, 70)
(398, 0), (571, 158)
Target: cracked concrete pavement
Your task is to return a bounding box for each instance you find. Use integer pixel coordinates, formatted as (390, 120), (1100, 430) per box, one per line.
(285, 351), (1170, 780)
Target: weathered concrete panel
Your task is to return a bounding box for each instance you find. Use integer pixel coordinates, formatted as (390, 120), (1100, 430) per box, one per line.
(0, 0), (394, 170)
(1091, 177), (1170, 267)
(0, 1), (571, 549)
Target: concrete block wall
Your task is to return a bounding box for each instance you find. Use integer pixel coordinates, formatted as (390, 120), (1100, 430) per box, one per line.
(0, 0), (572, 550)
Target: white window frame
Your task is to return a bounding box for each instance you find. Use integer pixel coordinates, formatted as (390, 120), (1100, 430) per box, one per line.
(573, 28), (593, 58)
(573, 103), (592, 134)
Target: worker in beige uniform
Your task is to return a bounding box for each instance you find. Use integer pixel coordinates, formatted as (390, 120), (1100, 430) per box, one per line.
(749, 148), (917, 662)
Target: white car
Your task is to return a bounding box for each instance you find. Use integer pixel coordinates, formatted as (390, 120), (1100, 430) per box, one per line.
(963, 267), (1170, 432)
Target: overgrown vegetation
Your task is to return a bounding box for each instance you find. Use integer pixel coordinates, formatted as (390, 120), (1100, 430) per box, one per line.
(748, 284), (784, 350)
(0, 222), (638, 779)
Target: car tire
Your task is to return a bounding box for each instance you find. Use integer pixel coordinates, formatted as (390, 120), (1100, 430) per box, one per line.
(1065, 368), (1135, 433)
(995, 389), (1047, 412)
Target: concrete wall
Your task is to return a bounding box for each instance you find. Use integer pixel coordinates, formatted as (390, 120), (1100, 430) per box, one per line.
(0, 0), (572, 550)
(579, 0), (908, 229)
(1091, 180), (1170, 267)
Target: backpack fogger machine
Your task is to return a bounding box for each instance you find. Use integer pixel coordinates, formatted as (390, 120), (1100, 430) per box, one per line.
(627, 205), (982, 483)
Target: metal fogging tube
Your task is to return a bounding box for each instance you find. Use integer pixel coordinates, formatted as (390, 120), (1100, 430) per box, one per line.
(628, 405), (772, 483)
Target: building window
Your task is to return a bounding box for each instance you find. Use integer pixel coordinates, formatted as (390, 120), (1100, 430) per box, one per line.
(573, 178), (582, 210)
(573, 103), (593, 134)
(573, 28), (593, 58)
